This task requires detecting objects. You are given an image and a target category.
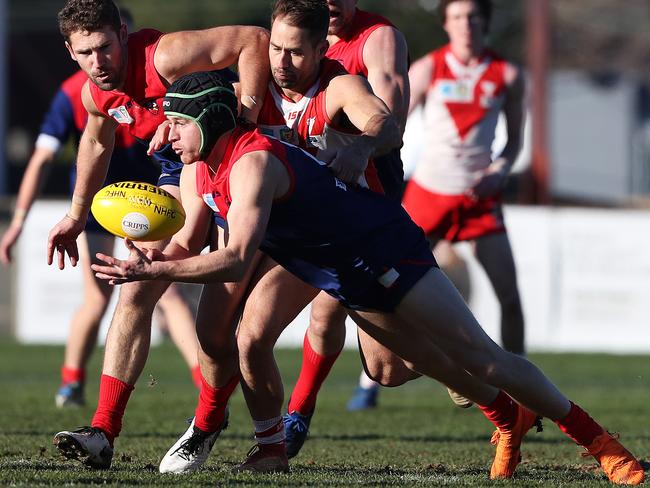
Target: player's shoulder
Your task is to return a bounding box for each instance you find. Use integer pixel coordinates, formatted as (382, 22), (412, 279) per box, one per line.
(363, 21), (407, 54)
(485, 49), (521, 84)
(482, 48), (520, 85)
(233, 123), (275, 153)
(484, 48), (515, 69)
(327, 71), (368, 94)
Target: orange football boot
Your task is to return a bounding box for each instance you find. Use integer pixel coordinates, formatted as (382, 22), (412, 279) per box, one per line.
(489, 405), (542, 479)
(583, 431), (644, 485)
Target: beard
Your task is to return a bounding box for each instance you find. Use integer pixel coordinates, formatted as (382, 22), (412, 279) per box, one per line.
(272, 69), (298, 89)
(90, 72), (122, 91)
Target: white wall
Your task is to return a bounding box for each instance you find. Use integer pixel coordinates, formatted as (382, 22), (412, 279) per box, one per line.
(15, 201), (650, 353)
(15, 202), (164, 345)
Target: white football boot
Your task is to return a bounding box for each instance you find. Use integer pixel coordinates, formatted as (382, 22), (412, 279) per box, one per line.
(159, 411), (229, 474)
(53, 427), (114, 469)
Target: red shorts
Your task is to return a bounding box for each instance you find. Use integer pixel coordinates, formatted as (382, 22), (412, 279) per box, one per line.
(402, 179), (505, 242)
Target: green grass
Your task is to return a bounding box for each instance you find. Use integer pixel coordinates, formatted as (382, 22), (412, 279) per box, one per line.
(0, 339), (649, 486)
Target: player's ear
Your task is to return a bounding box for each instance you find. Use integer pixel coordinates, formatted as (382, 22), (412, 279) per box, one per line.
(119, 23), (128, 44)
(64, 41), (77, 61)
(317, 39), (329, 59)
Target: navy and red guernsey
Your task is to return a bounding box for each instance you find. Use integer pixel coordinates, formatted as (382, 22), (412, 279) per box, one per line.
(38, 69), (160, 232)
(196, 125), (437, 312)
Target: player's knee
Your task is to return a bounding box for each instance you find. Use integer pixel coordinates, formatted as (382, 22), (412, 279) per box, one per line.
(238, 326), (277, 365)
(82, 286), (111, 315)
(116, 281), (161, 314)
(197, 328), (237, 360)
(308, 319), (345, 347)
(364, 361), (414, 387)
(308, 312), (331, 338)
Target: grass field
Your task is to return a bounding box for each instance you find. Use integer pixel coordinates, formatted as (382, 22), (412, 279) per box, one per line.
(0, 339), (649, 486)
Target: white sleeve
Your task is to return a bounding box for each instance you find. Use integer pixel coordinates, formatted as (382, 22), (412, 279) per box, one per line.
(35, 133), (62, 153)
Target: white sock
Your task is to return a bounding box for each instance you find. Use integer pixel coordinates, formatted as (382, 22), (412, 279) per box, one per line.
(359, 371), (379, 390)
(253, 416), (285, 445)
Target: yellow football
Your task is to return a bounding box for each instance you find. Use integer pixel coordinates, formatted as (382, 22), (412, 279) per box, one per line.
(91, 181), (185, 241)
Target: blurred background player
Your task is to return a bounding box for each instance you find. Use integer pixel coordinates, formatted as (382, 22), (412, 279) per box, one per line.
(279, 0), (412, 433)
(0, 8), (200, 408)
(349, 0), (527, 410)
(49, 0), (269, 469)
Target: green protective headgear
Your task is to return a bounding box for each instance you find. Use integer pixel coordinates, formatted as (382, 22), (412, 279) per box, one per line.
(163, 70), (239, 158)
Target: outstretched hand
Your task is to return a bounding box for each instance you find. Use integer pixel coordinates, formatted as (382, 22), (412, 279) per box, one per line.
(47, 214), (86, 269)
(91, 238), (164, 285)
(0, 223), (22, 266)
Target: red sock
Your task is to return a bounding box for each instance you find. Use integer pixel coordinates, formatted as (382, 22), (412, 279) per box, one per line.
(555, 401), (604, 447)
(190, 365), (202, 389)
(288, 333), (340, 414)
(61, 366), (85, 385)
(478, 390), (519, 431)
(91, 374), (135, 446)
(194, 374), (239, 433)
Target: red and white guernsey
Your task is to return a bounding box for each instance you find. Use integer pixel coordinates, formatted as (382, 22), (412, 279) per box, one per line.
(412, 45), (509, 195)
(258, 58), (383, 193)
(326, 9), (394, 77)
(88, 29), (168, 142)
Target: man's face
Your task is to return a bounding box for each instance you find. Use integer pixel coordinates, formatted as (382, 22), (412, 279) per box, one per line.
(443, 0), (486, 49)
(65, 25), (127, 91)
(269, 17), (328, 91)
(167, 116), (202, 164)
(326, 0), (358, 36)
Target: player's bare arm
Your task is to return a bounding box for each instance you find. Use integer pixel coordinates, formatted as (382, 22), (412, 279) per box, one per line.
(0, 145), (57, 265)
(163, 164), (213, 259)
(362, 25), (410, 132)
(327, 74), (401, 183)
(407, 54), (434, 116)
(93, 150), (284, 284)
(470, 63), (525, 199)
(154, 26), (270, 122)
(47, 80), (118, 269)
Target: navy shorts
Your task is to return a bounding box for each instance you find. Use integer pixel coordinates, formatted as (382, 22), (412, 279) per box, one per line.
(332, 236), (437, 313)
